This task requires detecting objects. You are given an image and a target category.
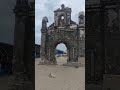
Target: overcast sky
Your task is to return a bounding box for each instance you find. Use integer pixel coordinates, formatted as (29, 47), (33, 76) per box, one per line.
(0, 0), (15, 45)
(0, 0), (34, 45)
(35, 0), (85, 51)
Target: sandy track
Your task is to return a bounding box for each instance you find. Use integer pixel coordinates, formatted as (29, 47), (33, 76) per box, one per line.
(35, 58), (85, 90)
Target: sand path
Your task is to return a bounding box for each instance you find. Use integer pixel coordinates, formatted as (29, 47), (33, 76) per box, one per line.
(35, 58), (85, 90)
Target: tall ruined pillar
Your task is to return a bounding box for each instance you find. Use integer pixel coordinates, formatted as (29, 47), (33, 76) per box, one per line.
(8, 0), (34, 90)
(40, 16), (48, 62)
(78, 11), (85, 57)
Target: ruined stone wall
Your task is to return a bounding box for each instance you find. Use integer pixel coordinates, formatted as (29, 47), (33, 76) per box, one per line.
(41, 5), (81, 63)
(86, 0), (120, 87)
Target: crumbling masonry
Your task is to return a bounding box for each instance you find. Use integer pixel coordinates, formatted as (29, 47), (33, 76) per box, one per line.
(40, 4), (85, 63)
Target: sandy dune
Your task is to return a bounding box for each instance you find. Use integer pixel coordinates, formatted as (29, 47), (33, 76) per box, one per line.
(35, 57), (85, 90)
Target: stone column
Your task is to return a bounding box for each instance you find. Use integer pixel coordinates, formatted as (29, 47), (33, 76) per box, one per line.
(8, 0), (34, 90)
(8, 16), (33, 90)
(40, 33), (47, 62)
(40, 16), (48, 62)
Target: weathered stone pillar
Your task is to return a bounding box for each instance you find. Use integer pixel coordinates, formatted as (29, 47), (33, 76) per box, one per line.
(40, 16), (48, 62)
(40, 33), (47, 61)
(8, 0), (34, 90)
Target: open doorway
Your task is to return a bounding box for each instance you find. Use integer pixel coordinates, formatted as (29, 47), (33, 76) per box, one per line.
(55, 43), (68, 65)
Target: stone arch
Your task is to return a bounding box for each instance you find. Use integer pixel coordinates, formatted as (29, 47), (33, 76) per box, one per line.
(53, 41), (70, 61)
(45, 38), (78, 63)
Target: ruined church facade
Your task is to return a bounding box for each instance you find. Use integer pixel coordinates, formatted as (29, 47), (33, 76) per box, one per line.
(40, 4), (85, 63)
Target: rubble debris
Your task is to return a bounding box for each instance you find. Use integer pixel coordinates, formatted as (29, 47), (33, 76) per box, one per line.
(49, 72), (56, 78)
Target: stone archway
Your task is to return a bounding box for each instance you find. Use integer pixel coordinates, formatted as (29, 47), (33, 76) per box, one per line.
(55, 43), (68, 63)
(44, 29), (79, 63)
(46, 40), (72, 63)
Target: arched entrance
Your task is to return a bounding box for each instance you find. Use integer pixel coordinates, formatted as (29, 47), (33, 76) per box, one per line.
(45, 40), (74, 64)
(55, 43), (68, 65)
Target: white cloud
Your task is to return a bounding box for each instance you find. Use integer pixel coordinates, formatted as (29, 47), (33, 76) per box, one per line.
(56, 43), (67, 52)
(35, 0), (85, 45)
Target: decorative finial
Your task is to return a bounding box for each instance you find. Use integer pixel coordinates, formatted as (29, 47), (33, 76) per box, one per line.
(41, 16), (48, 32)
(42, 16), (48, 23)
(61, 4), (65, 9)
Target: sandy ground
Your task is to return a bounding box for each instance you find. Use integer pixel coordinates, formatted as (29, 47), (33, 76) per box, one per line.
(0, 75), (8, 90)
(35, 57), (85, 90)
